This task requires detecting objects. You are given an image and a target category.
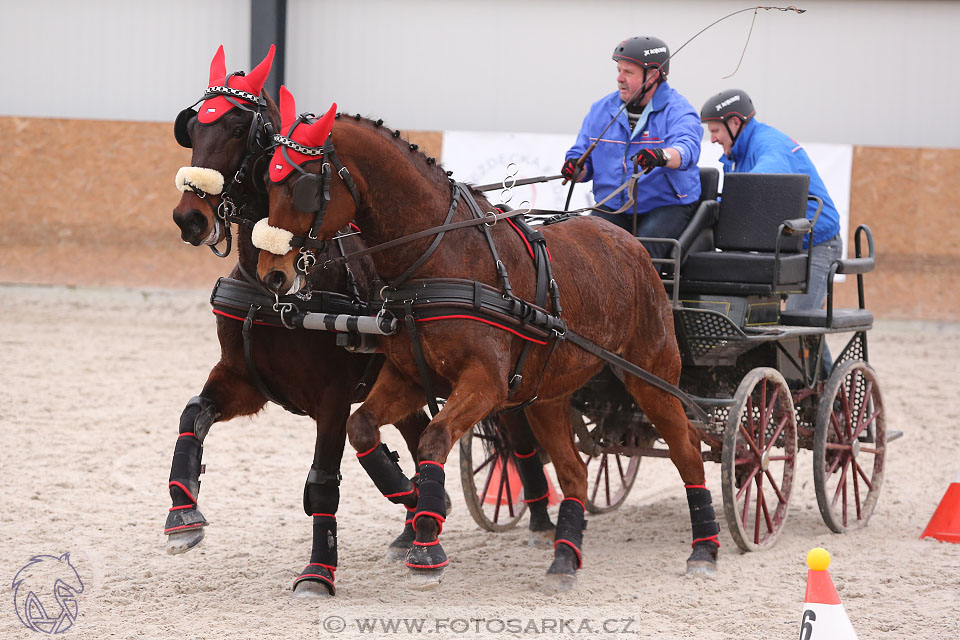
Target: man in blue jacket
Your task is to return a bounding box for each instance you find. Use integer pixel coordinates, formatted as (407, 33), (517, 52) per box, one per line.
(701, 89), (843, 368)
(562, 36), (702, 263)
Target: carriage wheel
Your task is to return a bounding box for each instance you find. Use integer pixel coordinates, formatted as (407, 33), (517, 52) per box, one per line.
(571, 408), (642, 514)
(813, 360), (886, 533)
(459, 417), (527, 531)
(721, 368), (797, 552)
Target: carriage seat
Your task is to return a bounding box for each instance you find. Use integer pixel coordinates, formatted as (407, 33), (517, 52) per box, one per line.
(678, 173), (814, 296)
(779, 224), (876, 330)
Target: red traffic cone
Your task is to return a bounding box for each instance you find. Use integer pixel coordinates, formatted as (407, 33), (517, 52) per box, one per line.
(920, 467), (960, 543)
(799, 548), (858, 640)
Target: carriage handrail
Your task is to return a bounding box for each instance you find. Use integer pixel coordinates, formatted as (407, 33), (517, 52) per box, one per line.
(636, 237), (682, 306)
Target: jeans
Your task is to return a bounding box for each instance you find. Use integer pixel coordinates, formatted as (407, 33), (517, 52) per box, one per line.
(592, 202), (697, 263)
(785, 233), (844, 371)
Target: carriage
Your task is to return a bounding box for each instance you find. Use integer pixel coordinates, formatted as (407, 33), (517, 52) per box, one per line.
(458, 169), (896, 552)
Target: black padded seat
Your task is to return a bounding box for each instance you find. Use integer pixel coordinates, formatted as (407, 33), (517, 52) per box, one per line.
(679, 173), (812, 295)
(779, 309), (874, 329)
(682, 250), (808, 285)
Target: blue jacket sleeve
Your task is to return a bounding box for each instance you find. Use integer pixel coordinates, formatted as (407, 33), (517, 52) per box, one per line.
(662, 105), (702, 170)
(747, 150), (793, 173)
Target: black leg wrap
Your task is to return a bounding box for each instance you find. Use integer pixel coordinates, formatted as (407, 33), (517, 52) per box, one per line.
(549, 498), (586, 572)
(686, 486), (720, 567)
(686, 486), (721, 546)
(411, 462), (446, 533)
(356, 443), (417, 508)
(165, 396), (218, 535)
(294, 515), (337, 595)
(406, 462), (448, 570)
(303, 467), (341, 517)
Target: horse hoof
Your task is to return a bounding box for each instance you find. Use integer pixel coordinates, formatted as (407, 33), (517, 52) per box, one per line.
(685, 560), (717, 577)
(542, 571), (577, 594)
(407, 568), (443, 591)
(292, 580), (333, 598)
(528, 529), (555, 549)
(685, 541), (718, 577)
(165, 528), (205, 555)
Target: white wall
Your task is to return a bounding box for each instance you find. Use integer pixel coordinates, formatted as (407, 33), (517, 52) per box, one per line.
(3, 0), (958, 148)
(1, 0), (249, 122)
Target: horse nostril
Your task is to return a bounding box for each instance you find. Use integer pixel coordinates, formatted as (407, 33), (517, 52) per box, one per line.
(263, 270), (288, 294)
(173, 209), (208, 245)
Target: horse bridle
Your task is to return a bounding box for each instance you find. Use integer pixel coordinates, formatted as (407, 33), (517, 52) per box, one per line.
(175, 74), (276, 257)
(259, 114), (363, 276)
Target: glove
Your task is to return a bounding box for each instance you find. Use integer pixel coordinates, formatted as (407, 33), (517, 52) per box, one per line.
(560, 158), (579, 180)
(633, 148), (669, 174)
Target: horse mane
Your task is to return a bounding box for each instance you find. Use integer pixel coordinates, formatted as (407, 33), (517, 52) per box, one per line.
(334, 112), (453, 193)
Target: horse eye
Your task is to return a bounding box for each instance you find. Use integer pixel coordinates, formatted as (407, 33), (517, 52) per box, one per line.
(231, 127), (245, 138)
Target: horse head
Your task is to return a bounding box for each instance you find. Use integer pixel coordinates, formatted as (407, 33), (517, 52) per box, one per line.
(254, 86), (452, 294)
(172, 44), (280, 251)
(254, 86), (362, 294)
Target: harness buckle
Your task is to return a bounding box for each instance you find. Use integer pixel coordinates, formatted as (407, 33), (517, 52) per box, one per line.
(338, 166), (351, 180)
(508, 374), (523, 390)
(483, 210), (499, 227)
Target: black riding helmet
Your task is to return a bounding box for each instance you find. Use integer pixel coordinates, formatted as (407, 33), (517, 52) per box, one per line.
(701, 89), (756, 145)
(612, 36), (670, 79)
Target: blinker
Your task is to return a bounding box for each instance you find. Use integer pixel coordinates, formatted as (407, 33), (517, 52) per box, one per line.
(175, 107), (198, 148)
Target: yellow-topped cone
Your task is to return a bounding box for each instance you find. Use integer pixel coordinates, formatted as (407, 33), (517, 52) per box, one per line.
(799, 548), (858, 639)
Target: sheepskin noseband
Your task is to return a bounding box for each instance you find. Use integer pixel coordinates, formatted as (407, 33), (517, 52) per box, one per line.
(252, 218), (295, 256)
(176, 166), (225, 195)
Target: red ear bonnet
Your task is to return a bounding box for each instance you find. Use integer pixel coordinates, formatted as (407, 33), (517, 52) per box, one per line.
(269, 85), (337, 183)
(197, 44), (275, 124)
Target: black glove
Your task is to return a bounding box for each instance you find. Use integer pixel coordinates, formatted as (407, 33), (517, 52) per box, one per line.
(633, 148), (669, 174)
(561, 158), (579, 180)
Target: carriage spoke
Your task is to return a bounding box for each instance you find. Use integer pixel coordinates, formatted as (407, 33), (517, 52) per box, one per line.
(615, 455), (627, 485)
(589, 459), (603, 505)
(831, 458), (850, 508)
(738, 423), (763, 459)
(853, 457), (876, 491)
(479, 455), (498, 504)
(758, 382), (769, 449)
(736, 465), (760, 501)
(853, 405), (882, 441)
(502, 457), (516, 517)
(602, 455), (612, 507)
(473, 451), (497, 476)
(830, 411), (845, 441)
(754, 473), (763, 544)
(763, 413), (789, 455)
(758, 479), (775, 534)
(851, 458), (863, 521)
(763, 468), (787, 505)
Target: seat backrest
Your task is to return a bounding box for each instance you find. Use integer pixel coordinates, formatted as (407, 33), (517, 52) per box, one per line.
(699, 167), (719, 202)
(716, 173), (809, 252)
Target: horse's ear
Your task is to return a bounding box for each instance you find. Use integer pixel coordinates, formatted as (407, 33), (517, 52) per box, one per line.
(303, 103), (338, 147)
(278, 85), (296, 132)
(208, 45), (226, 87)
(246, 44), (275, 95)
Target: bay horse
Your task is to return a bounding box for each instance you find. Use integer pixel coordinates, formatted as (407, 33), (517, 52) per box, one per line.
(166, 45), (441, 598)
(254, 86), (722, 592)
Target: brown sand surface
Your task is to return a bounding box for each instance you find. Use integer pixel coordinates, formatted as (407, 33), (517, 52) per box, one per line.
(1, 283), (958, 639)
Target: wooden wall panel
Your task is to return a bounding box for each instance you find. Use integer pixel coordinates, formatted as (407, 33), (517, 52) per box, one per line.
(0, 116), (441, 290)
